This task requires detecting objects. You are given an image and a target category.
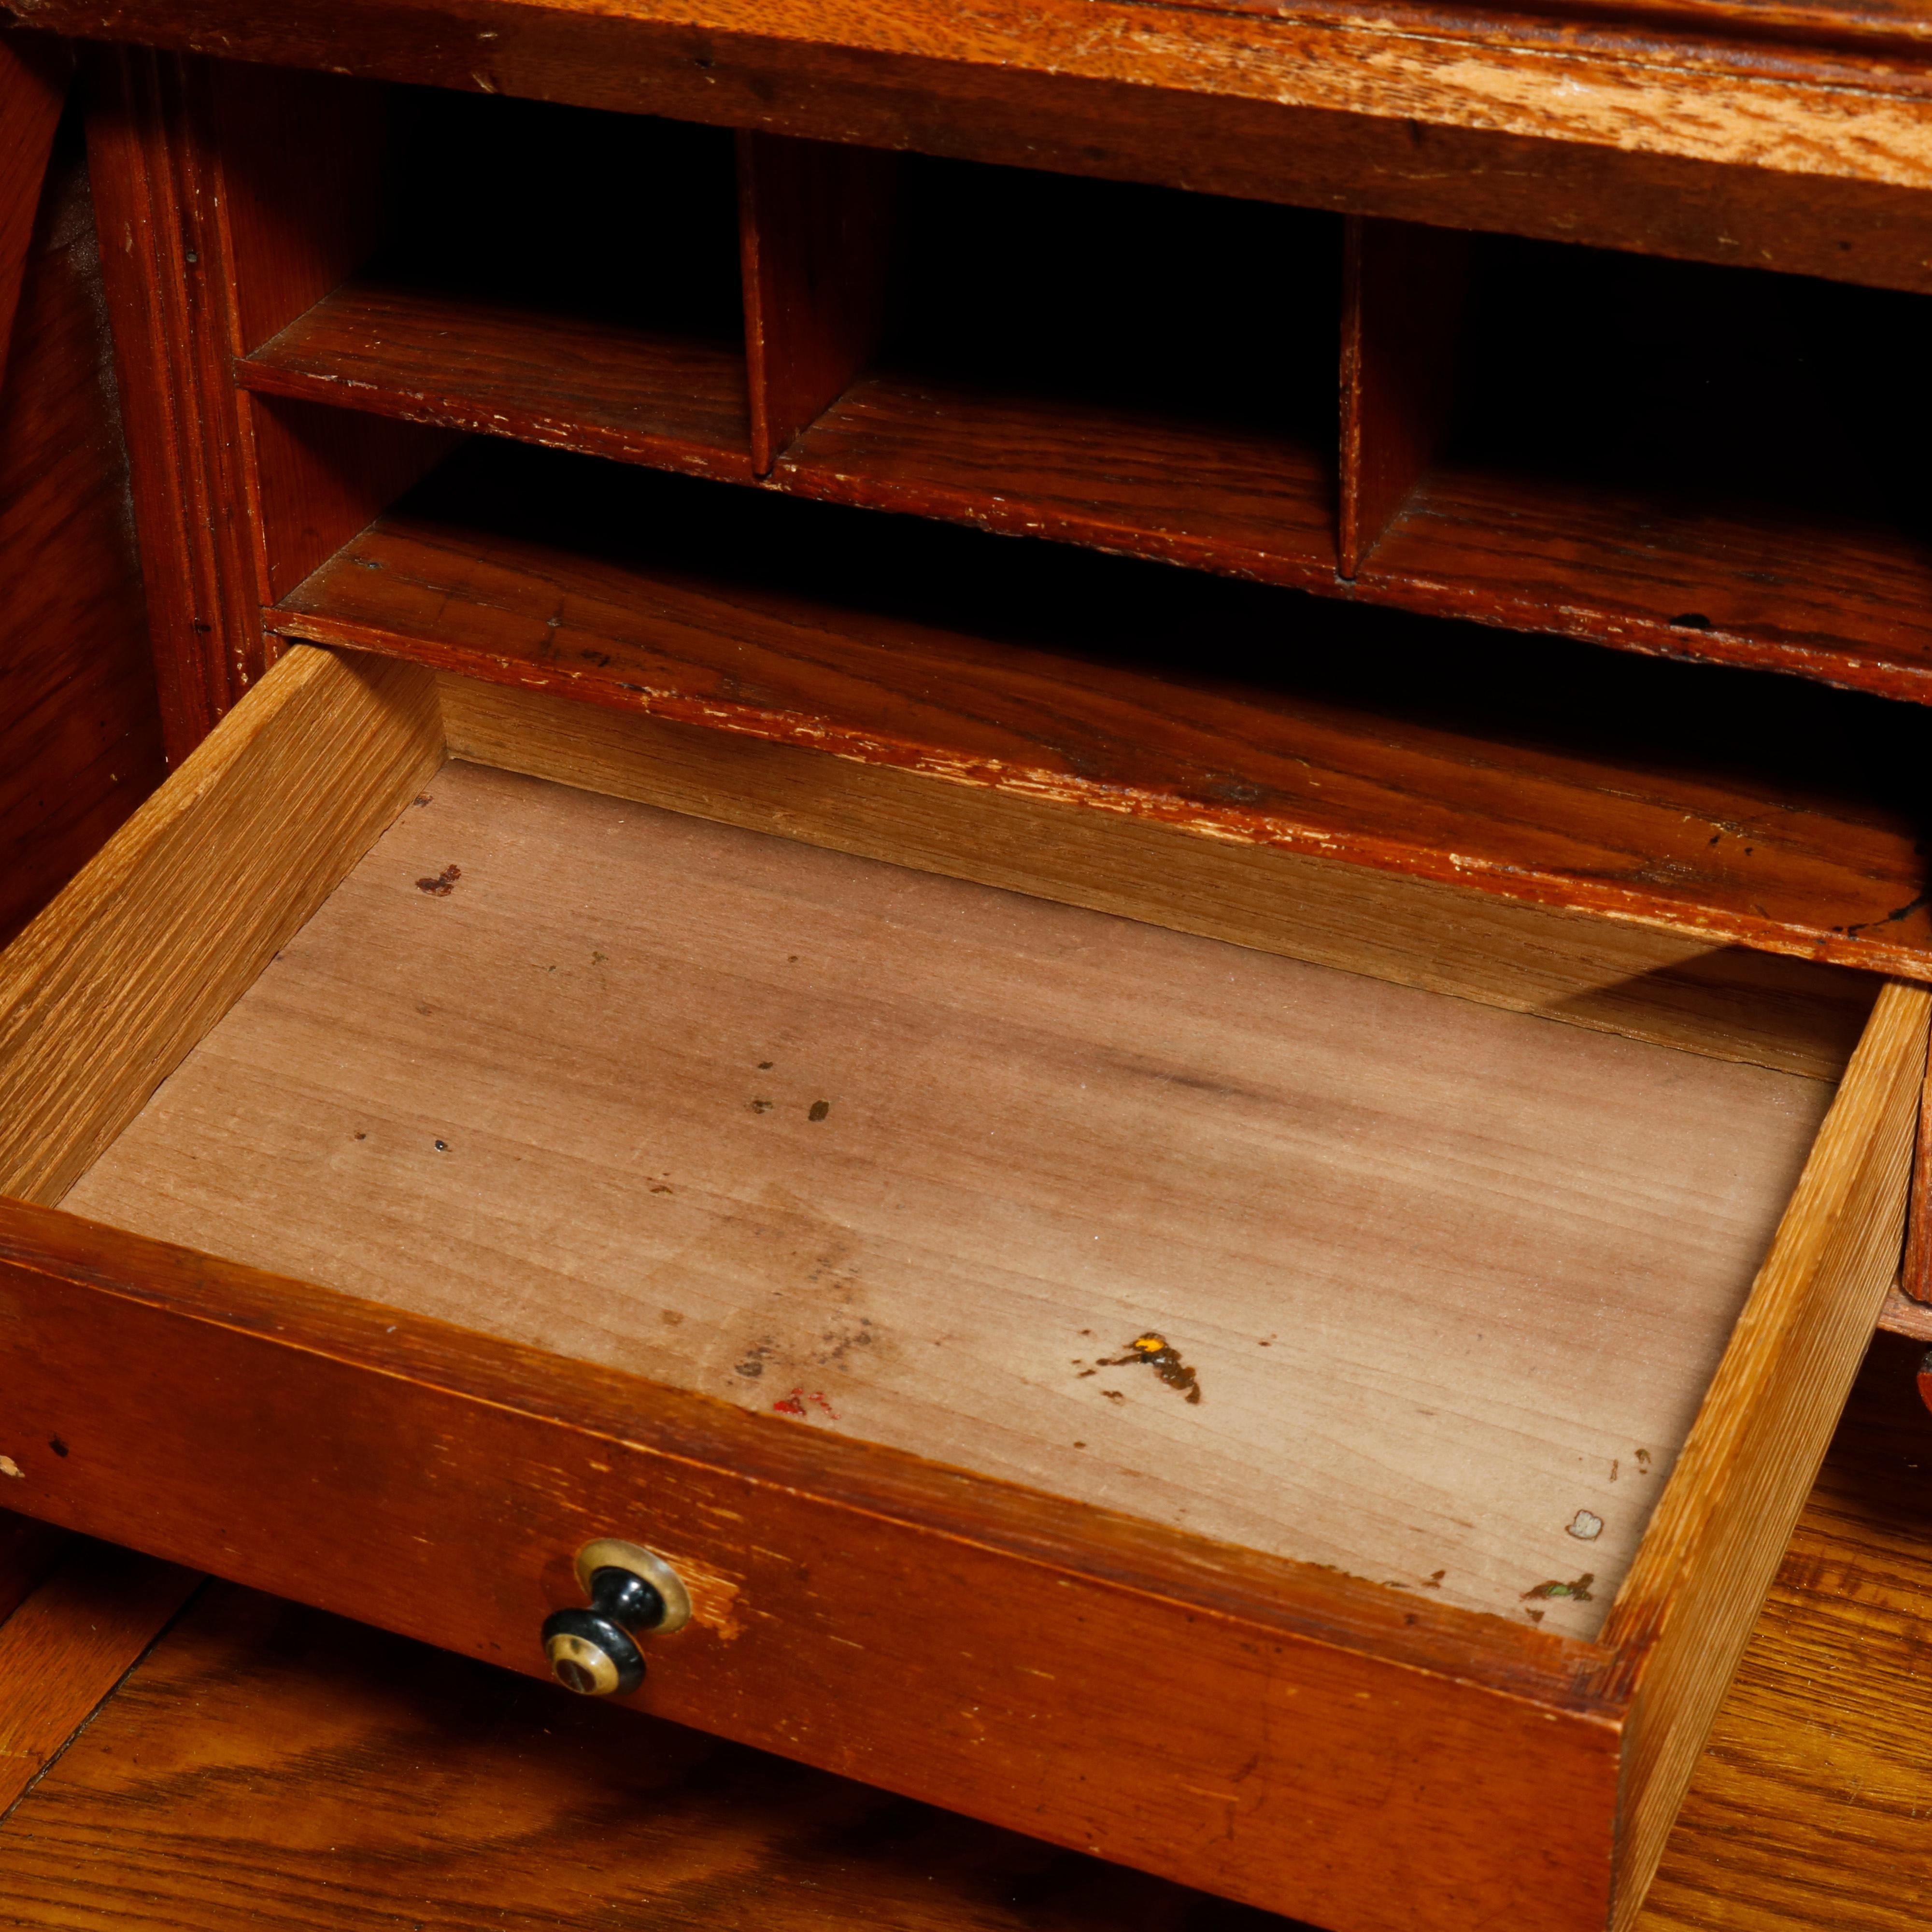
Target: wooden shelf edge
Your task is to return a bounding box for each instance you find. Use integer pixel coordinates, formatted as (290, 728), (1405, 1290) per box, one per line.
(266, 607), (1932, 985)
(237, 355), (758, 486)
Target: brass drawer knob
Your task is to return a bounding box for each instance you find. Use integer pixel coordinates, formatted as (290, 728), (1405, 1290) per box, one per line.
(541, 1537), (691, 1696)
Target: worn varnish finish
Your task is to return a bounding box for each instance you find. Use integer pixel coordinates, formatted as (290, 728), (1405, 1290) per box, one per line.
(0, 1196), (1629, 1932)
(22, 0), (1932, 298)
(242, 281), (753, 481)
(0, 112), (165, 951)
(61, 758), (1838, 1632)
(270, 453), (1932, 979)
(5, 1337), (1929, 1932)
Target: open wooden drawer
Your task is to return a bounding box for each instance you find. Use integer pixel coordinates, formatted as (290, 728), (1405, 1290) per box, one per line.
(0, 644), (1922, 1932)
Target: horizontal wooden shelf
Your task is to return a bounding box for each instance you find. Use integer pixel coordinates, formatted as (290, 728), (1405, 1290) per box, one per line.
(237, 282), (754, 483)
(1358, 461), (1932, 698)
(268, 443), (1932, 979)
(776, 369), (1336, 585)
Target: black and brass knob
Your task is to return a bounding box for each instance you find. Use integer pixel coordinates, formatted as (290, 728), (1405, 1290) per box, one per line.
(542, 1538), (692, 1696)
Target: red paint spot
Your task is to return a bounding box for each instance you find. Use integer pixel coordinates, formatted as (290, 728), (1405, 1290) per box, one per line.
(416, 864), (462, 896)
(808, 1390), (839, 1421)
(772, 1389), (807, 1417)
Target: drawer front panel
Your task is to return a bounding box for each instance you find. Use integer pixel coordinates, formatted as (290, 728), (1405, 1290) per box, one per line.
(0, 1219), (1619, 1932)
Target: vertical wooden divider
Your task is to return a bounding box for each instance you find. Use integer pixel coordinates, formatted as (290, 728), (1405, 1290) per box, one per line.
(738, 129), (895, 475)
(1338, 215), (1471, 578)
(206, 63), (455, 610)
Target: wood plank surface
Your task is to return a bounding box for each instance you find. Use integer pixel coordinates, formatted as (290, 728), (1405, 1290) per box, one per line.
(0, 645), (441, 1206)
(22, 0), (1932, 309)
(66, 758), (1835, 1634)
(1604, 978), (1930, 1927)
(271, 445), (1932, 979)
(0, 109), (166, 952)
(239, 281), (755, 481)
(0, 1516), (67, 1633)
(0, 1333), (1927, 1932)
(0, 1193), (1626, 1932)
(779, 372), (1337, 584)
(0, 1539), (199, 1818)
(440, 674), (1882, 1083)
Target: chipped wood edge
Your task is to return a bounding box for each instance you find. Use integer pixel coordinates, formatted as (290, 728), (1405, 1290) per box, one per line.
(0, 645), (444, 1205)
(1599, 976), (1931, 1931)
(438, 672), (1873, 1080)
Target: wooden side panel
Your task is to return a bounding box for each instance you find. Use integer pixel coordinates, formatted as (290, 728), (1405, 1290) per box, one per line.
(439, 675), (1876, 1081)
(1338, 215), (1469, 577)
(83, 44), (259, 761)
(0, 1540), (199, 1815)
(0, 112), (167, 950)
(0, 1202), (1623, 1932)
(1603, 978), (1932, 1929)
(1901, 1074), (1932, 1304)
(0, 30), (69, 379)
(0, 645), (442, 1207)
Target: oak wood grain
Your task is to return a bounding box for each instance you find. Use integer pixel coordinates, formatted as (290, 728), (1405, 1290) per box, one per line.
(1603, 978), (1931, 1927)
(82, 44), (263, 759)
(24, 0), (1932, 311)
(0, 1538), (198, 1818)
(0, 1196), (1626, 1932)
(1638, 1329), (1932, 1932)
(0, 115), (166, 952)
(440, 672), (1882, 1081)
(6, 1333), (1927, 1932)
(239, 280), (754, 482)
(270, 445), (1932, 979)
(64, 757), (1835, 1634)
(0, 645), (441, 1206)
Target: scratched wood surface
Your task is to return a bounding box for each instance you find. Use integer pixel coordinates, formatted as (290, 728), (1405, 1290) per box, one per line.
(64, 758), (1838, 1635)
(0, 1334), (1926, 1932)
(273, 444), (1932, 979)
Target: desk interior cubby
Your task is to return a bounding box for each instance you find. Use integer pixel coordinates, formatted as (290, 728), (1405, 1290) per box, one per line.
(773, 157), (1342, 583)
(1347, 226), (1932, 695)
(187, 63), (1932, 980)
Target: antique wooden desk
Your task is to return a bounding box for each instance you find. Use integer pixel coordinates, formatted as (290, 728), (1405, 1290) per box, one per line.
(3, 6), (1932, 1932)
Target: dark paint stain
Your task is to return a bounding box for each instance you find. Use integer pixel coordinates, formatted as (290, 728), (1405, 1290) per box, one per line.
(1421, 1569), (1444, 1589)
(809, 1100), (831, 1122)
(433, 1140), (448, 1152)
(651, 1183), (673, 1194)
(1100, 1332), (1203, 1404)
(48, 1438), (68, 1458)
(415, 864), (461, 896)
(1842, 892), (1931, 938)
(1610, 1459), (1619, 1481)
(750, 1099), (773, 1114)
(659, 1309), (684, 1327)
(1522, 1572), (1595, 1603)
(1524, 1607), (1546, 1624)
(1102, 1389), (1125, 1404)
(412, 794), (432, 807)
(1669, 612), (1713, 630)
(1636, 1448), (1653, 1474)
(758, 1061), (774, 1070)
(734, 1359), (765, 1378)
